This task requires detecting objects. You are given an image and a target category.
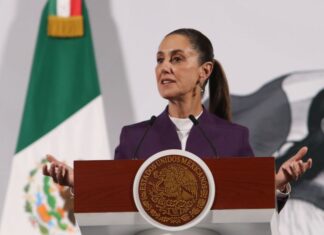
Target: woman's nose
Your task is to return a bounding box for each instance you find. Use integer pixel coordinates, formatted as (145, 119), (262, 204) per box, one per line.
(160, 61), (172, 74)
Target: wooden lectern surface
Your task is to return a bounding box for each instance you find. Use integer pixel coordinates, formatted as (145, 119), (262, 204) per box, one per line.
(74, 157), (275, 213)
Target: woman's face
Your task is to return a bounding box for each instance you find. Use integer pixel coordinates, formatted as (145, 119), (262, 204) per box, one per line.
(155, 34), (204, 101)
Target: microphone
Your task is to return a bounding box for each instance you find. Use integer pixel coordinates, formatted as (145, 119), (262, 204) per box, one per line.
(133, 115), (157, 160)
(188, 115), (218, 158)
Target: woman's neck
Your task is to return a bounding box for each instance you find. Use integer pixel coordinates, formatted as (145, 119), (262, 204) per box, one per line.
(168, 98), (203, 118)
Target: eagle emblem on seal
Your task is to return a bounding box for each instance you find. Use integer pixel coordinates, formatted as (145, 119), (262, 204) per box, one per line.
(138, 155), (209, 226)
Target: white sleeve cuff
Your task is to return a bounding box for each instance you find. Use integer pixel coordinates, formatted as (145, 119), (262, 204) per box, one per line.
(276, 183), (291, 198)
(69, 187), (75, 199)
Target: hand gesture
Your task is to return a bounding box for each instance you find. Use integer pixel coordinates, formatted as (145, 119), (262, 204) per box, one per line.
(42, 154), (74, 187)
(275, 146), (312, 191)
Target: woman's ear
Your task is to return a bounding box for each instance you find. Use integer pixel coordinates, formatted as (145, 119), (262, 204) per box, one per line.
(199, 61), (214, 83)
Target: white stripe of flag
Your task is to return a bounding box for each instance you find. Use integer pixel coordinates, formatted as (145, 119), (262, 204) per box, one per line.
(57, 0), (71, 17)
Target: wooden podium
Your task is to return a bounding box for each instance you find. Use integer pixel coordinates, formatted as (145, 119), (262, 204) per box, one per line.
(74, 157), (279, 235)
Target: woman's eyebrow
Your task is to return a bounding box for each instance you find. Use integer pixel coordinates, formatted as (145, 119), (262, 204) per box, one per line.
(170, 49), (185, 56)
(157, 49), (185, 56)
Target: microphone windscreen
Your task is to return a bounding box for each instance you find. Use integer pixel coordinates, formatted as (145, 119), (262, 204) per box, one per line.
(188, 114), (199, 125)
(149, 115), (157, 126)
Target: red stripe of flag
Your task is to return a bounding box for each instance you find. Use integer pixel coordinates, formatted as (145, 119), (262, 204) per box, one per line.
(71, 0), (82, 16)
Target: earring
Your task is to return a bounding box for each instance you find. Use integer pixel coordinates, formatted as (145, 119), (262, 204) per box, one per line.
(200, 84), (205, 94)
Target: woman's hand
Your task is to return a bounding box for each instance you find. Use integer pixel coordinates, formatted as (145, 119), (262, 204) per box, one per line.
(275, 146), (312, 191)
(42, 154), (74, 187)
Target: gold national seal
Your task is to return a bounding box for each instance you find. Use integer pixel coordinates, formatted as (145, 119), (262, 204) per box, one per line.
(138, 154), (210, 226)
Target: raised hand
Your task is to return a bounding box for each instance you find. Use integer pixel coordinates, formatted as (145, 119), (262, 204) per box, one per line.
(42, 154), (74, 187)
(275, 146), (312, 191)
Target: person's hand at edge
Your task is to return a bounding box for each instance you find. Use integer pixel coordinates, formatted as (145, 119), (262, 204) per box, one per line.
(42, 154), (74, 188)
(275, 146), (312, 192)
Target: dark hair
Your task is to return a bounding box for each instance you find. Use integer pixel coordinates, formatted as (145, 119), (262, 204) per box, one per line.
(166, 28), (231, 121)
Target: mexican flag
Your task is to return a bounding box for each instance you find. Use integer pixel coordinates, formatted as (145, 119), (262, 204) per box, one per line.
(0, 0), (111, 234)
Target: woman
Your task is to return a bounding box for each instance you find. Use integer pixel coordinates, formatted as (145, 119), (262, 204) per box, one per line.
(43, 28), (312, 206)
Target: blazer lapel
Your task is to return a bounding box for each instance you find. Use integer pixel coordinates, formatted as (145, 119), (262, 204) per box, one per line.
(186, 109), (218, 158)
(150, 107), (181, 151)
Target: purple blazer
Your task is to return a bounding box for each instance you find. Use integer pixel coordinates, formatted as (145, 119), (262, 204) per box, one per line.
(114, 107), (254, 160)
(114, 107), (287, 211)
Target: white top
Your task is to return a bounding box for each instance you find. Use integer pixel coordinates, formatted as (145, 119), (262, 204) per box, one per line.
(169, 111), (202, 150)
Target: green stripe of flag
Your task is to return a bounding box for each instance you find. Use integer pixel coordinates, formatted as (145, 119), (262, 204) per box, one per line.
(16, 0), (100, 153)
(48, 0), (57, 16)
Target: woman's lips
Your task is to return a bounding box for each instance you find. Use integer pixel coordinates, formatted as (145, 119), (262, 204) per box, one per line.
(161, 78), (176, 84)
